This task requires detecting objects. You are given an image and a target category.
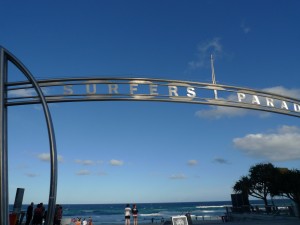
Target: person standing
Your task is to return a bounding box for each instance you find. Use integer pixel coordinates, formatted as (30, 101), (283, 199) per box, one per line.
(88, 217), (93, 225)
(132, 204), (138, 225)
(25, 202), (34, 225)
(75, 218), (81, 225)
(32, 203), (43, 225)
(54, 204), (63, 225)
(124, 204), (131, 225)
(40, 202), (45, 224)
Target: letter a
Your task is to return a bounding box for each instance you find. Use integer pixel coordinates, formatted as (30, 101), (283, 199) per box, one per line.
(252, 95), (261, 105)
(281, 101), (289, 110)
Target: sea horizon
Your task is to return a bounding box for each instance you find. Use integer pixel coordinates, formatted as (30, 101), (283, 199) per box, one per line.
(11, 197), (292, 206)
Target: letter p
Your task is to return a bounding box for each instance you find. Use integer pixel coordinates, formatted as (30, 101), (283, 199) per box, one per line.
(237, 92), (246, 102)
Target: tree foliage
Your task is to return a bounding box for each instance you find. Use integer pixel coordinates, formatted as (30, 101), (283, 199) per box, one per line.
(233, 176), (251, 195)
(233, 163), (300, 216)
(233, 163), (275, 206)
(270, 169), (300, 204)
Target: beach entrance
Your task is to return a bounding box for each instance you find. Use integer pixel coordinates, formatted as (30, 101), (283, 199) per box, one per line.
(1, 46), (300, 225)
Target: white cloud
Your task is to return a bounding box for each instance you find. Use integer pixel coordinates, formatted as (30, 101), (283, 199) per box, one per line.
(76, 170), (91, 176)
(9, 87), (49, 97)
(262, 86), (300, 99)
(9, 88), (36, 97)
(37, 153), (64, 162)
(188, 38), (222, 70)
(170, 173), (186, 179)
(195, 105), (270, 119)
(75, 159), (94, 165)
(196, 106), (248, 119)
(233, 125), (300, 161)
(109, 159), (124, 166)
(187, 160), (198, 166)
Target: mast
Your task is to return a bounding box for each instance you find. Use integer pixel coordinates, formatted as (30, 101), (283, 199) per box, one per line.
(211, 54), (218, 99)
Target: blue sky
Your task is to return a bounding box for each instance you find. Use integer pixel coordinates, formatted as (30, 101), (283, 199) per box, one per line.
(1, 0), (300, 204)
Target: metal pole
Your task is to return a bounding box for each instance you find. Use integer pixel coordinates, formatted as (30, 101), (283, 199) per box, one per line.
(0, 47), (9, 225)
(0, 47), (58, 225)
(211, 54), (218, 99)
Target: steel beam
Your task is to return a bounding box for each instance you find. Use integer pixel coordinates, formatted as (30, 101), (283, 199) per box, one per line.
(0, 47), (58, 225)
(0, 47), (9, 225)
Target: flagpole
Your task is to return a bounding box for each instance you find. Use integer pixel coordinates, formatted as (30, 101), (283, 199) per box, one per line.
(211, 54), (218, 99)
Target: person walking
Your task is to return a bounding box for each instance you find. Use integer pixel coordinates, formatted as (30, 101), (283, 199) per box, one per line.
(25, 202), (34, 225)
(124, 204), (131, 225)
(132, 204), (138, 225)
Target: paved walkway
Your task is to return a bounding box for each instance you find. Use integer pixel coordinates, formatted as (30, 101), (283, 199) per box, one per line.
(190, 214), (300, 225)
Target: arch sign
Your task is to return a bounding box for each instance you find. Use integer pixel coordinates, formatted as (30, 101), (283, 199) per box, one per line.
(1, 46), (300, 225)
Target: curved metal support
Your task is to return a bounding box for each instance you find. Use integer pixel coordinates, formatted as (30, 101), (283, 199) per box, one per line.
(0, 47), (9, 225)
(0, 47), (57, 225)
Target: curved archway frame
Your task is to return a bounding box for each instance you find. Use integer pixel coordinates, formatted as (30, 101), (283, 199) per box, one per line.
(1, 47), (300, 225)
(0, 47), (57, 225)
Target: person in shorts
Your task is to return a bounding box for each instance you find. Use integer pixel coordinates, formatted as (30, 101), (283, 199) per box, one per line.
(132, 204), (139, 225)
(125, 204), (131, 225)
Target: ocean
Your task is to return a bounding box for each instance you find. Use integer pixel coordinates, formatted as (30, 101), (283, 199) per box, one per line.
(61, 201), (228, 224)
(13, 199), (292, 225)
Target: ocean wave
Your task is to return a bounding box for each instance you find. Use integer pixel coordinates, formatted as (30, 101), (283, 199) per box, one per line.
(196, 205), (229, 209)
(199, 210), (215, 213)
(81, 210), (96, 213)
(140, 213), (163, 217)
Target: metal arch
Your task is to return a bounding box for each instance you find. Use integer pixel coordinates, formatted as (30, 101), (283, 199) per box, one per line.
(0, 47), (57, 225)
(5, 77), (300, 118)
(1, 48), (300, 225)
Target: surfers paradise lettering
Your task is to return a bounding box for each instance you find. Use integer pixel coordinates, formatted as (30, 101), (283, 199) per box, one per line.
(61, 81), (300, 114)
(63, 83), (196, 98)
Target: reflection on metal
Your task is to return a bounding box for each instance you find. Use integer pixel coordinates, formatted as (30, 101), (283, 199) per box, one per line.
(1, 47), (300, 225)
(0, 47), (57, 225)
(6, 77), (300, 118)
